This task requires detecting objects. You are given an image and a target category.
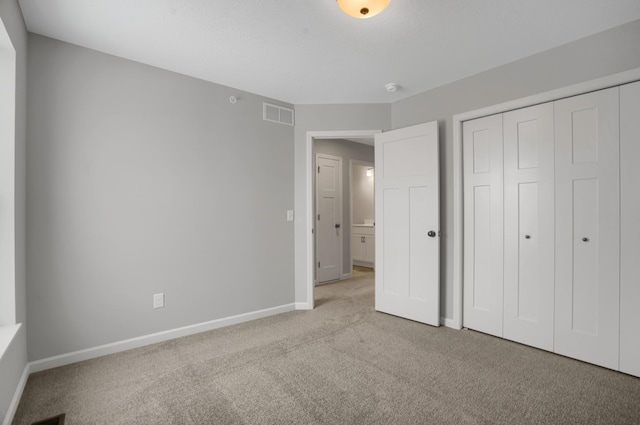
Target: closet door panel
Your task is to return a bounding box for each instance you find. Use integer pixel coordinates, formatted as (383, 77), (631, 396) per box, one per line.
(571, 178), (600, 334)
(503, 103), (555, 351)
(554, 87), (620, 370)
(463, 114), (504, 337)
(620, 81), (640, 378)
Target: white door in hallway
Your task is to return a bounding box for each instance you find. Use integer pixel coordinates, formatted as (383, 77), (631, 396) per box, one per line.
(316, 154), (342, 283)
(374, 121), (440, 326)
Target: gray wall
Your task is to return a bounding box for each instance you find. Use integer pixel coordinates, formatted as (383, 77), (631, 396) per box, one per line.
(313, 139), (374, 276)
(294, 104), (390, 304)
(26, 35), (295, 361)
(392, 19), (640, 320)
(0, 0), (27, 421)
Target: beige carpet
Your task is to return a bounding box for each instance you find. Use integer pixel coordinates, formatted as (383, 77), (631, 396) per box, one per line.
(13, 269), (640, 424)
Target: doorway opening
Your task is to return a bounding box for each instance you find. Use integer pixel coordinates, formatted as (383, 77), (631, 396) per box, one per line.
(302, 130), (381, 309)
(349, 160), (375, 270)
(313, 140), (375, 289)
(302, 123), (441, 327)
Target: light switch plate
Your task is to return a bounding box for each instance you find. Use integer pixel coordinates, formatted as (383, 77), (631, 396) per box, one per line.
(287, 210), (294, 222)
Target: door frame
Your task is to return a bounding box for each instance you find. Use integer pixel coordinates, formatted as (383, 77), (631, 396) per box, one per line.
(451, 67), (640, 330)
(315, 152), (344, 284)
(349, 159), (375, 271)
(300, 130), (381, 310)
(0, 19), (17, 326)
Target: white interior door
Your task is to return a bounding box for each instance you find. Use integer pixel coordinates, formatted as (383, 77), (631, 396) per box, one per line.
(554, 87), (620, 370)
(462, 113), (504, 337)
(316, 154), (342, 283)
(374, 121), (440, 326)
(620, 81), (640, 378)
(503, 103), (555, 351)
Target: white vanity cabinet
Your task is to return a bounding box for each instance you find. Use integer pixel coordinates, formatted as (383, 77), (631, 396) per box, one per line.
(352, 225), (375, 267)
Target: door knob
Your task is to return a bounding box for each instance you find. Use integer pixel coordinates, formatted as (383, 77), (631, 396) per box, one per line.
(582, 237), (589, 242)
(525, 235), (531, 239)
(428, 230), (436, 238)
(335, 224), (341, 229)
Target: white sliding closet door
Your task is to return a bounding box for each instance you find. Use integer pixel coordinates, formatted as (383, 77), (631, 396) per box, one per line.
(620, 81), (640, 377)
(503, 103), (555, 351)
(463, 114), (504, 337)
(554, 87), (620, 370)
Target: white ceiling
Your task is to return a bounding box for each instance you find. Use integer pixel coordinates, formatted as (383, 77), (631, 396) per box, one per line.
(17, 0), (640, 105)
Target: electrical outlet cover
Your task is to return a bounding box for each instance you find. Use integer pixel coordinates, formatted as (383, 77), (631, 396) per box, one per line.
(153, 293), (164, 309)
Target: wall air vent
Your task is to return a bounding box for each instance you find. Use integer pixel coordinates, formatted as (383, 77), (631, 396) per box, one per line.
(263, 102), (294, 126)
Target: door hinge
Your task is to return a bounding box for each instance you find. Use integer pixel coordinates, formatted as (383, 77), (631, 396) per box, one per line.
(318, 214), (320, 221)
(318, 166), (320, 173)
(318, 261), (321, 268)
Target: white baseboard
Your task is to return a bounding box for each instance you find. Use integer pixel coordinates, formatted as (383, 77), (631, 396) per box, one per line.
(440, 317), (456, 329)
(29, 303), (295, 373)
(295, 302), (312, 310)
(3, 363), (29, 425)
(353, 260), (374, 268)
(341, 273), (353, 280)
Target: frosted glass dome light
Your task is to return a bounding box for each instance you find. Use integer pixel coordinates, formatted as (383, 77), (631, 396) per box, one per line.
(337, 0), (390, 19)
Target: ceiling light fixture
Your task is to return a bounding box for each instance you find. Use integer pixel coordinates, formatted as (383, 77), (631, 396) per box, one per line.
(337, 0), (390, 19)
